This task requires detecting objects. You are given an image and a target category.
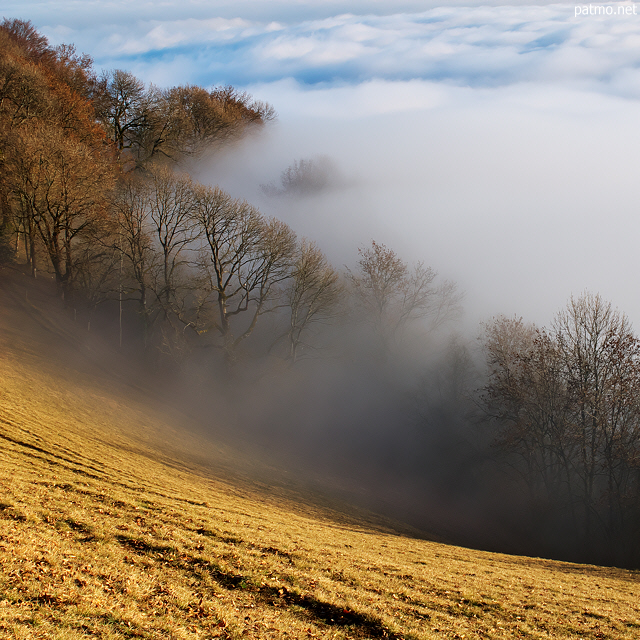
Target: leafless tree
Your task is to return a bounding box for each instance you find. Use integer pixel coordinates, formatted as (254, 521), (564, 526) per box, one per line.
(483, 294), (640, 560)
(4, 123), (115, 295)
(0, 31), (49, 130)
(146, 166), (199, 314)
(483, 316), (576, 512)
(191, 184), (296, 363)
(97, 78), (276, 166)
(278, 239), (342, 362)
(71, 223), (120, 331)
(97, 69), (152, 163)
(347, 240), (460, 351)
(553, 293), (640, 547)
(109, 175), (160, 344)
(262, 156), (341, 197)
(159, 85), (275, 159)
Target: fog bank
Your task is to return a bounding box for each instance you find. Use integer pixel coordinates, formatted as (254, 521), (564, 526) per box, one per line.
(192, 79), (640, 330)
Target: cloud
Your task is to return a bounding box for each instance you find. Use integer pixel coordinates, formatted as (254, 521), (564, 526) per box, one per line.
(8, 2), (640, 98)
(187, 75), (640, 330)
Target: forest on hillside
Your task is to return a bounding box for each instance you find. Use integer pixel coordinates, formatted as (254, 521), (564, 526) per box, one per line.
(1, 19), (640, 569)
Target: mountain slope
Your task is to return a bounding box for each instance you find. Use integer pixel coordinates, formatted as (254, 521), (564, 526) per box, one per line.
(0, 266), (639, 640)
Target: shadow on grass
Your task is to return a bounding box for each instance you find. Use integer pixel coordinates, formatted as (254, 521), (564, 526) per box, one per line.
(114, 534), (401, 638)
(259, 584), (403, 638)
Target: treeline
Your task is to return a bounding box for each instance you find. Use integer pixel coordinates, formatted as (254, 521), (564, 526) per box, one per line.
(0, 19), (273, 287)
(482, 295), (640, 566)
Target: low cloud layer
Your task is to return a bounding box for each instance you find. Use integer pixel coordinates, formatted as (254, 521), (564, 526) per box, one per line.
(8, 2), (640, 97)
(194, 79), (640, 330)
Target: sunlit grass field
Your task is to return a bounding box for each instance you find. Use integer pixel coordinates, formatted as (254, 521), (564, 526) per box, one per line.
(0, 268), (639, 639)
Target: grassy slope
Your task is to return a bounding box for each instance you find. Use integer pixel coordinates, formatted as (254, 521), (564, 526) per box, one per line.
(0, 268), (639, 640)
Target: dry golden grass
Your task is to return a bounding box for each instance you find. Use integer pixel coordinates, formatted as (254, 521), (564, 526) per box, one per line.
(0, 269), (639, 640)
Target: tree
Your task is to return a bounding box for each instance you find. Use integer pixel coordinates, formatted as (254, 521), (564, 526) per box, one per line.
(483, 294), (640, 563)
(347, 240), (460, 352)
(0, 29), (49, 130)
(97, 69), (151, 160)
(159, 85), (274, 158)
(483, 316), (575, 518)
(553, 293), (640, 550)
(0, 20), (112, 281)
(191, 184), (296, 363)
(111, 175), (158, 345)
(0, 22), (52, 264)
(146, 166), (199, 313)
(4, 123), (115, 294)
(262, 156), (340, 197)
(279, 239), (342, 362)
(96, 75), (276, 167)
(0, 19), (54, 66)
(71, 221), (121, 331)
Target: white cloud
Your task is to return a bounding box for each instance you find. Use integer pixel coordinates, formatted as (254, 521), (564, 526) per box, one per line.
(9, 2), (640, 96)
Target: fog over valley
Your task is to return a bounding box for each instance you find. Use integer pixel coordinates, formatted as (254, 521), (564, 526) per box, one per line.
(195, 85), (640, 329)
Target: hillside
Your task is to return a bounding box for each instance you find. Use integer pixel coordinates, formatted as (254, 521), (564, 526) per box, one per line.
(0, 266), (639, 640)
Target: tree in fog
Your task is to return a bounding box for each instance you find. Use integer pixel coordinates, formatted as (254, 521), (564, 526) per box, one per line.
(110, 175), (158, 344)
(483, 294), (640, 563)
(347, 240), (459, 352)
(191, 185), (296, 363)
(158, 85), (275, 159)
(71, 224), (121, 330)
(147, 167), (199, 317)
(483, 316), (575, 512)
(554, 293), (640, 549)
(262, 156), (340, 197)
(278, 239), (342, 362)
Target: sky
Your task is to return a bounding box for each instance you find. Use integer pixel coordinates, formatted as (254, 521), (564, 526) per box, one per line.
(7, 1), (640, 330)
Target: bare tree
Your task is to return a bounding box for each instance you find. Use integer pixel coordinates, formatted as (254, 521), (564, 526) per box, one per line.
(110, 175), (160, 345)
(0, 31), (49, 129)
(262, 156), (341, 197)
(483, 316), (575, 515)
(483, 295), (640, 562)
(553, 293), (640, 548)
(97, 69), (152, 163)
(4, 123), (115, 295)
(347, 240), (460, 351)
(191, 184), (296, 363)
(98, 79), (276, 166)
(279, 239), (342, 362)
(159, 85), (274, 158)
(147, 166), (199, 311)
(71, 222), (120, 331)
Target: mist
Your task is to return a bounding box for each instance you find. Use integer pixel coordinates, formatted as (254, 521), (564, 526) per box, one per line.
(14, 1), (640, 329)
(189, 79), (640, 331)
(179, 71), (640, 562)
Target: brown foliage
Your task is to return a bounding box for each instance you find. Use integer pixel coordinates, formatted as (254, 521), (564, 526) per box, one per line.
(4, 123), (115, 289)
